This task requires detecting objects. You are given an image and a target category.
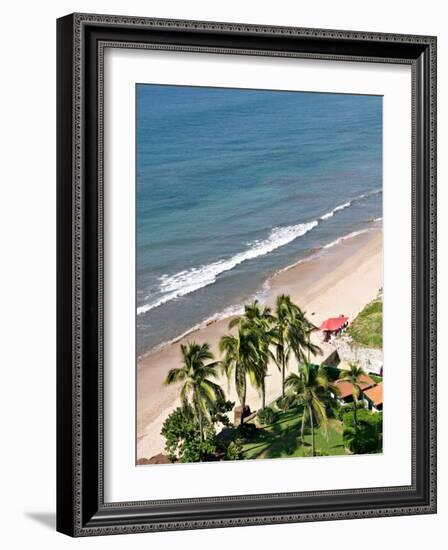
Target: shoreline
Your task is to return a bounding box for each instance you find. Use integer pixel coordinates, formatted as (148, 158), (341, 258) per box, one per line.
(137, 226), (383, 461)
(137, 225), (379, 362)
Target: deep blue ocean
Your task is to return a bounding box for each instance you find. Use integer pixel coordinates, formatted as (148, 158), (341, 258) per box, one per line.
(136, 85), (382, 356)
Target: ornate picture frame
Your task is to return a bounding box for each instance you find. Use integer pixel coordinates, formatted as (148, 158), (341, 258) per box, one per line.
(57, 13), (437, 536)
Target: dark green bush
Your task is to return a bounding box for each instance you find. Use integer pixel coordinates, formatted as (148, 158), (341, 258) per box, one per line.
(223, 440), (243, 461)
(161, 405), (217, 462)
(343, 410), (383, 454)
(209, 398), (234, 427)
(276, 395), (294, 412)
(257, 407), (276, 426)
(236, 422), (257, 439)
(336, 401), (365, 420)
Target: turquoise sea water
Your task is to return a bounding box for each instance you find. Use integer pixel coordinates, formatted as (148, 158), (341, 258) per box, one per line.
(136, 85), (382, 356)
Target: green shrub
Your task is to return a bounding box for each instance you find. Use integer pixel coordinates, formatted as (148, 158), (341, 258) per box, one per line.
(224, 440), (243, 461)
(276, 395), (294, 412)
(257, 407), (276, 426)
(179, 431), (217, 463)
(337, 401), (365, 420)
(209, 398), (234, 427)
(161, 405), (217, 462)
(343, 410), (382, 454)
(237, 422), (257, 439)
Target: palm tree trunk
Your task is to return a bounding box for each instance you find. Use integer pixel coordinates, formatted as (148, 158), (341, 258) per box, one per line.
(194, 392), (204, 443)
(198, 411), (204, 443)
(240, 396), (246, 426)
(279, 334), (286, 397)
(262, 377), (266, 410)
(240, 381), (247, 426)
(353, 398), (358, 436)
(281, 358), (285, 397)
(236, 369), (247, 425)
(307, 330), (311, 363)
(309, 405), (315, 457)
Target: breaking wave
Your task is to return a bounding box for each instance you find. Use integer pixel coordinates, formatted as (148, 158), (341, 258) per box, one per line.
(137, 220), (318, 315)
(137, 187), (382, 315)
(320, 201), (351, 220)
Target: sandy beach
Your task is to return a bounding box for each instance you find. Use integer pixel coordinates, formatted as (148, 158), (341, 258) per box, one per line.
(137, 227), (383, 461)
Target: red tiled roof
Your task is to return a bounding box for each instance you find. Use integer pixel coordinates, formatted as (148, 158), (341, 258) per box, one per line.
(363, 382), (383, 406)
(334, 374), (375, 399)
(319, 315), (349, 332)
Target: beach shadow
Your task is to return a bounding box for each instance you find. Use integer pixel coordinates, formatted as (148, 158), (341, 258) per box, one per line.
(25, 511), (56, 530)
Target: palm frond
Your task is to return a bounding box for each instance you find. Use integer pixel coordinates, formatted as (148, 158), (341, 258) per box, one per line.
(228, 317), (241, 330)
(164, 367), (187, 385)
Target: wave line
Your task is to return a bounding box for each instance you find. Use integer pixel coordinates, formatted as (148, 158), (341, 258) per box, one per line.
(137, 220), (318, 315)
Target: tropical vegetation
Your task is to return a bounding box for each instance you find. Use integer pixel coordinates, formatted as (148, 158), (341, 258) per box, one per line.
(347, 298), (383, 348)
(272, 295), (321, 396)
(342, 408), (383, 454)
(284, 363), (339, 457)
(338, 363), (368, 437)
(164, 342), (224, 443)
(160, 294), (382, 463)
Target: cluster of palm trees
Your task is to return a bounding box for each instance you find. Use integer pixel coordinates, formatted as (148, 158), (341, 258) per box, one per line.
(219, 295), (321, 416)
(164, 294), (321, 441)
(164, 294), (374, 458)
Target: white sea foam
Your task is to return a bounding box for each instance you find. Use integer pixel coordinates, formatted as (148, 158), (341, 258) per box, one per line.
(203, 303), (246, 324)
(137, 220), (318, 315)
(137, 293), (180, 315)
(320, 201), (351, 220)
(137, 186), (382, 316)
(138, 223), (380, 359)
(322, 228), (371, 250)
(358, 187), (382, 200)
(138, 303), (246, 359)
(319, 187), (381, 222)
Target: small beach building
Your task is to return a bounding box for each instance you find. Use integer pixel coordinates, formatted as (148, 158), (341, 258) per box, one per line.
(333, 373), (376, 403)
(363, 382), (383, 412)
(320, 315), (349, 342)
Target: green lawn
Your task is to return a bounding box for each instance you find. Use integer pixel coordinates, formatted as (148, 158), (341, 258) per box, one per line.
(347, 299), (383, 349)
(240, 406), (347, 460)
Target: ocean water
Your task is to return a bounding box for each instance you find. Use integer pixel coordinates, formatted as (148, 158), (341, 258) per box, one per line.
(136, 85), (382, 357)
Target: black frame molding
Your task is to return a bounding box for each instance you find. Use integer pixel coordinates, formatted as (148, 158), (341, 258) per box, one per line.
(57, 13), (437, 537)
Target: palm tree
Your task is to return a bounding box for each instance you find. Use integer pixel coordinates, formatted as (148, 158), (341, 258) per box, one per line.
(285, 363), (337, 457)
(219, 323), (263, 424)
(240, 301), (274, 409)
(164, 341), (225, 442)
(339, 363), (367, 436)
(272, 295), (321, 397)
(290, 310), (322, 365)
